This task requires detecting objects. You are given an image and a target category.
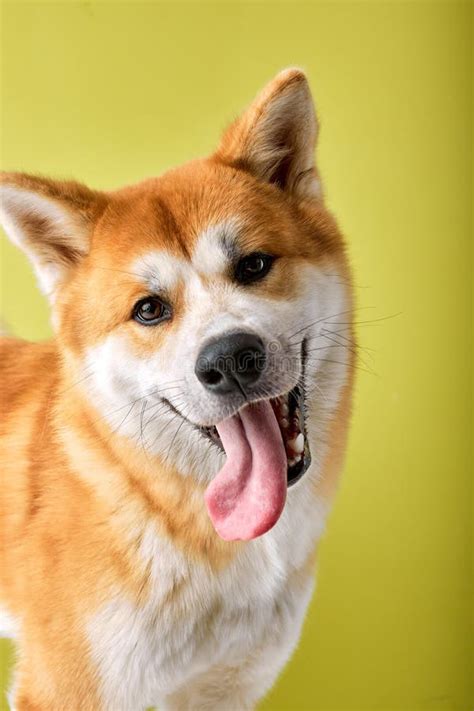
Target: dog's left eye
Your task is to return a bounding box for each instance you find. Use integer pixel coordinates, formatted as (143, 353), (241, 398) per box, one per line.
(235, 253), (275, 284)
(132, 297), (171, 326)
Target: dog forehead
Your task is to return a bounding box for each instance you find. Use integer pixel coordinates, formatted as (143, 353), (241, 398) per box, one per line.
(130, 218), (241, 290)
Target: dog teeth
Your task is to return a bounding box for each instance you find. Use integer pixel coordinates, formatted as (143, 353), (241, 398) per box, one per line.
(288, 451), (303, 467)
(281, 403), (289, 416)
(280, 418), (289, 429)
(288, 433), (304, 454)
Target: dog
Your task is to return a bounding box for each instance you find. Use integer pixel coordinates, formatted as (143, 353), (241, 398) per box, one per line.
(0, 68), (354, 710)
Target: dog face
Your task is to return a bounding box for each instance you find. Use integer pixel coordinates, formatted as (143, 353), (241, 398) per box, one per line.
(0, 70), (351, 541)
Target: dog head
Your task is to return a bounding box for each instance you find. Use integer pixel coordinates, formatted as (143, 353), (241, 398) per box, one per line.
(1, 69), (352, 540)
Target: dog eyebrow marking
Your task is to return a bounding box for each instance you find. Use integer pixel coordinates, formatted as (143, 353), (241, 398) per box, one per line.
(131, 250), (192, 293)
(192, 218), (241, 276)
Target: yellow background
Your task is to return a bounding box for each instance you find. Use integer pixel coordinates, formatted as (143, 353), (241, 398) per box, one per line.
(0, 1), (472, 709)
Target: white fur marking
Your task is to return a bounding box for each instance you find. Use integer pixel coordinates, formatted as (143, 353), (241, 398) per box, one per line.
(192, 219), (240, 276)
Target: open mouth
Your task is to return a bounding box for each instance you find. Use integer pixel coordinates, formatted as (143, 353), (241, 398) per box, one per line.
(200, 335), (311, 541)
(200, 382), (311, 488)
(162, 343), (311, 542)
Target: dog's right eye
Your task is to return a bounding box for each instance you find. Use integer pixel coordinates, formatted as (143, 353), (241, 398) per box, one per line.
(132, 297), (171, 326)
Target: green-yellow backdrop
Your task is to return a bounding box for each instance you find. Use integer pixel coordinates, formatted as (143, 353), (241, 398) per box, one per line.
(0, 1), (472, 709)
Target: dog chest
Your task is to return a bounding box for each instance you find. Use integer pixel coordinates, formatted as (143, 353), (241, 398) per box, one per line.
(87, 503), (319, 709)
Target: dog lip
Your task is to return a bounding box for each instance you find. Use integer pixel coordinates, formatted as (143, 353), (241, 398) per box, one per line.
(160, 383), (298, 435)
(286, 384), (310, 486)
(286, 337), (311, 486)
(158, 396), (226, 451)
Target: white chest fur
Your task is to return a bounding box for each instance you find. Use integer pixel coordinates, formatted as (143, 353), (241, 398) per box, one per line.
(87, 477), (325, 711)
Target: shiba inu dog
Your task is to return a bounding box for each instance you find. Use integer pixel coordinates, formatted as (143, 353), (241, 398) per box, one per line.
(0, 69), (354, 710)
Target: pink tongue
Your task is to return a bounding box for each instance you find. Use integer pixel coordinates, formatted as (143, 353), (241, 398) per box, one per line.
(204, 401), (287, 541)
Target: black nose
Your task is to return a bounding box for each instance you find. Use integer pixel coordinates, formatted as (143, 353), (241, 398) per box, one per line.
(195, 332), (266, 395)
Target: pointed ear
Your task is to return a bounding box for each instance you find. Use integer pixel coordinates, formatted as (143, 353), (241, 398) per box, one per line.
(0, 172), (107, 299)
(215, 68), (321, 199)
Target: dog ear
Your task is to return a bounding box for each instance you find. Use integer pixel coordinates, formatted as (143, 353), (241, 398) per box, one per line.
(215, 68), (321, 200)
(0, 172), (107, 300)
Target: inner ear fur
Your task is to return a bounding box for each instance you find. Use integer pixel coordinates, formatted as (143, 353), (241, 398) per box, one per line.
(0, 172), (108, 297)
